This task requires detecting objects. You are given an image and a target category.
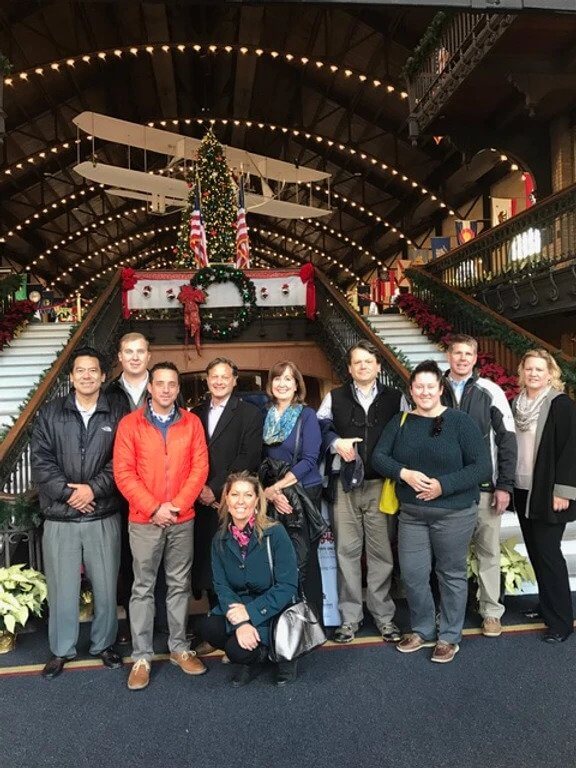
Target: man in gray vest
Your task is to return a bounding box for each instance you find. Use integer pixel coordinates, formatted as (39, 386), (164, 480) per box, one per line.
(318, 340), (402, 644)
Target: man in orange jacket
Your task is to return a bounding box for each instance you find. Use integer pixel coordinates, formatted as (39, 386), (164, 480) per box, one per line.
(113, 361), (209, 690)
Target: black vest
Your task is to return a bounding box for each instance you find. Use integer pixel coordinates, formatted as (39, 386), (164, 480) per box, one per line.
(331, 383), (401, 479)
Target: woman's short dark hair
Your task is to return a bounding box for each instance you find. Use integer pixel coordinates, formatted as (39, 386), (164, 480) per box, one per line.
(409, 360), (443, 386)
(266, 361), (306, 404)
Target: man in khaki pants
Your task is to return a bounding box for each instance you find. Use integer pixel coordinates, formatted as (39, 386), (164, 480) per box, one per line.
(114, 362), (209, 690)
(441, 334), (517, 637)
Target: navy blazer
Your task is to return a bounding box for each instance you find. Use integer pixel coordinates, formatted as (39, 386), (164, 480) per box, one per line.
(210, 522), (298, 646)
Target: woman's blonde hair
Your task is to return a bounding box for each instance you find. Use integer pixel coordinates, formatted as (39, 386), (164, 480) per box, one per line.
(218, 471), (275, 541)
(517, 349), (564, 392)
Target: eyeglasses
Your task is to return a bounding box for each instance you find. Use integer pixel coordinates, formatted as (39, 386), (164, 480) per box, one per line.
(431, 415), (444, 438)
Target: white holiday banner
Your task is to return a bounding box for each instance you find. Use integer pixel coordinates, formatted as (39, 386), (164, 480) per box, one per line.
(127, 270), (306, 310)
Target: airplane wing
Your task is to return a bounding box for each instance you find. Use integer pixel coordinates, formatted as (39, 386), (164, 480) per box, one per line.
(73, 111), (330, 184)
(75, 162), (331, 219)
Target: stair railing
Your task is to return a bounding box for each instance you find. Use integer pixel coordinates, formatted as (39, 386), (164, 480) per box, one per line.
(408, 266), (576, 398)
(424, 181), (576, 292)
(315, 271), (410, 390)
(0, 271), (123, 493)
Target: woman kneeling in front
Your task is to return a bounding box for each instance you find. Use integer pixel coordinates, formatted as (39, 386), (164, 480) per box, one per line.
(198, 472), (299, 686)
(372, 361), (490, 664)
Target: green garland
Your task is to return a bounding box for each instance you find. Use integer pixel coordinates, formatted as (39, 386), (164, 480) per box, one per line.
(0, 54), (13, 76)
(408, 269), (576, 389)
(401, 11), (452, 82)
(0, 494), (42, 529)
(191, 265), (257, 340)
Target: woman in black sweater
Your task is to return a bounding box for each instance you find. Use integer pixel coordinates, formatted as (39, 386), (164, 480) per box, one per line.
(372, 361), (490, 664)
(513, 349), (576, 643)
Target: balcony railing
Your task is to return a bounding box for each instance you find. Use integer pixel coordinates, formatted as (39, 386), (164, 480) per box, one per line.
(406, 12), (516, 140)
(424, 181), (576, 293)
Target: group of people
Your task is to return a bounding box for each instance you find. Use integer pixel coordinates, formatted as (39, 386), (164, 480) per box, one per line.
(30, 329), (576, 692)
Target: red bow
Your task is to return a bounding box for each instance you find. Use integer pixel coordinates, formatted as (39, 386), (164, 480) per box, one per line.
(177, 285), (206, 354)
(121, 268), (138, 319)
(299, 263), (316, 320)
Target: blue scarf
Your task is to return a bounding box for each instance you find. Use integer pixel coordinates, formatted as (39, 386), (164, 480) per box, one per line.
(263, 403), (303, 445)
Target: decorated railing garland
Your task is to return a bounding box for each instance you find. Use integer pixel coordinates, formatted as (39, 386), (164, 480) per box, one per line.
(0, 300), (37, 351)
(395, 291), (519, 400)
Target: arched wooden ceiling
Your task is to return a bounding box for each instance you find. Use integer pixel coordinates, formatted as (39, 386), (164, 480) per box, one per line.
(1, 1), (574, 298)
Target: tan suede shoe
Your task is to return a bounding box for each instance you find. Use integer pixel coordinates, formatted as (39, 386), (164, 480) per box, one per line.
(127, 659), (151, 690)
(170, 651), (208, 676)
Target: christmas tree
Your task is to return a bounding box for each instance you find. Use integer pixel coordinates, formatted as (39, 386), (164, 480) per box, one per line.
(175, 129), (237, 266)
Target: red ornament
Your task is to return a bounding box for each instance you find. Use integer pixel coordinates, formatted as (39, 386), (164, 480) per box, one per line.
(121, 267), (138, 319)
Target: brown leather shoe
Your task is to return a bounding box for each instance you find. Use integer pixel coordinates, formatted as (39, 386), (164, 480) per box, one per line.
(170, 651), (207, 676)
(127, 658), (151, 690)
(396, 633), (436, 654)
(482, 617), (502, 637)
(431, 641), (459, 663)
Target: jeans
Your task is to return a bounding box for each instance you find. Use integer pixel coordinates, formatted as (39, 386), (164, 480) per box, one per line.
(399, 504), (478, 644)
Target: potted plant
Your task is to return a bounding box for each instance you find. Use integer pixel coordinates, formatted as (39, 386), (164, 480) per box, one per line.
(0, 563), (47, 653)
(468, 537), (536, 604)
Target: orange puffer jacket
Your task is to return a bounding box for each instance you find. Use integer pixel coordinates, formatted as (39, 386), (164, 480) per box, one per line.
(113, 405), (209, 524)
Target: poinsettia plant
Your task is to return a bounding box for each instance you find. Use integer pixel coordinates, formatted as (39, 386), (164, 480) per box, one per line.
(395, 292), (519, 400)
(0, 299), (36, 351)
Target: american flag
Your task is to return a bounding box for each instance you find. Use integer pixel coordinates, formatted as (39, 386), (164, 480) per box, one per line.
(235, 178), (250, 270)
(189, 183), (209, 269)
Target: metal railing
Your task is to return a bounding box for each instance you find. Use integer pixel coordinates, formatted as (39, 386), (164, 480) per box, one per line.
(424, 181), (576, 292)
(315, 272), (409, 391)
(408, 266), (576, 398)
(0, 272), (123, 493)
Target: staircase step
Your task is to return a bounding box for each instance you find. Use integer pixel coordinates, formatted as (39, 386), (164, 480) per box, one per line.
(0, 351), (61, 364)
(4, 338), (69, 349)
(0, 375), (41, 389)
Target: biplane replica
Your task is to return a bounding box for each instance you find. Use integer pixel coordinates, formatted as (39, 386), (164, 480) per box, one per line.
(72, 111), (332, 219)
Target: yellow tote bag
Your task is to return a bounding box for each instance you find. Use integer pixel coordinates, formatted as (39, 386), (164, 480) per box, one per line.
(379, 411), (408, 515)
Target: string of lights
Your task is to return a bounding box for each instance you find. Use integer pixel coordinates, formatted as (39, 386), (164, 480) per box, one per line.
(2, 42), (407, 101)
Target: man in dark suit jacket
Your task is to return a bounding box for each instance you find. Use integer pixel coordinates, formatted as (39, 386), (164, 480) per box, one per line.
(191, 357), (264, 606)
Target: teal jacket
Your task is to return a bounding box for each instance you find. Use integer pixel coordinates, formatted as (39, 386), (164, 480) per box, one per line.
(210, 522), (298, 646)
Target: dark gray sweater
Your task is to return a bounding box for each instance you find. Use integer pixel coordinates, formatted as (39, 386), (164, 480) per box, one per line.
(372, 409), (491, 510)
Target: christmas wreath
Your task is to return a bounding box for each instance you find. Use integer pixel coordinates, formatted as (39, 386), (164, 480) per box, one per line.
(190, 265), (257, 340)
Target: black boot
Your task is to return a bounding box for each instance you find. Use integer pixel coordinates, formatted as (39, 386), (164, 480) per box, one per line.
(275, 659), (298, 687)
(231, 664), (261, 687)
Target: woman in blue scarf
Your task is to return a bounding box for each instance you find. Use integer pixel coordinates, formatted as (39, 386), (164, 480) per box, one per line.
(261, 360), (324, 681)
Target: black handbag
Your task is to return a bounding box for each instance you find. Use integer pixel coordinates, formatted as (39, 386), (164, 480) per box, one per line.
(266, 537), (326, 662)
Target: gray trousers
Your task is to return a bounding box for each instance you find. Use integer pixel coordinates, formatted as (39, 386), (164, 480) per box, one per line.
(129, 519), (194, 661)
(42, 514), (121, 658)
(331, 478), (397, 627)
(473, 491), (505, 620)
(399, 504), (477, 645)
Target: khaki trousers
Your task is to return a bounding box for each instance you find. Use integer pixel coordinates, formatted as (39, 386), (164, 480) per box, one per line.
(473, 491), (505, 620)
(331, 478), (396, 628)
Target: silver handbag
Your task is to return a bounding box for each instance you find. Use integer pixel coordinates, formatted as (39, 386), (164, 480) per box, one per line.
(266, 537), (326, 662)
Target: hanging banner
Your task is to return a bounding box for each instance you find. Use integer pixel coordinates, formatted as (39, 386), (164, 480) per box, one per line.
(431, 236), (451, 260)
(491, 198), (516, 227)
(455, 220), (478, 245)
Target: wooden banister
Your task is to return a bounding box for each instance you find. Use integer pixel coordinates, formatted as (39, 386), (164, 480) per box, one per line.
(409, 266), (576, 365)
(315, 269), (410, 383)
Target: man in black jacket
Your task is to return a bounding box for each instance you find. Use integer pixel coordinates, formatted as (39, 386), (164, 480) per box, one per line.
(318, 341), (402, 644)
(441, 334), (517, 638)
(191, 357), (263, 606)
(31, 346), (128, 679)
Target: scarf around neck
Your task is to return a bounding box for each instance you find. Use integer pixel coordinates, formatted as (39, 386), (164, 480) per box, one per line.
(228, 517), (255, 558)
(263, 403), (303, 445)
(514, 386), (551, 432)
